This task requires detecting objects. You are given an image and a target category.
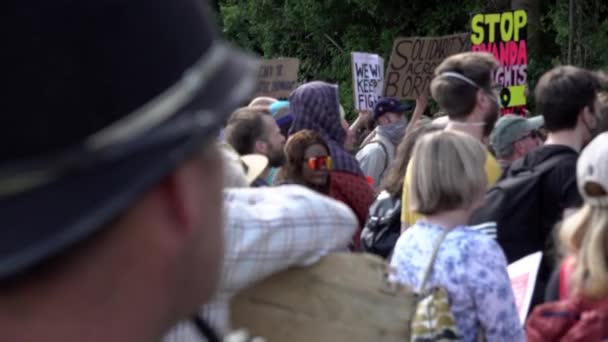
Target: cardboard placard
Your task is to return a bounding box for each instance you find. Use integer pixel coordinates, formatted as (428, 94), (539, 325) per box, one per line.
(351, 52), (385, 111)
(384, 33), (470, 100)
(471, 10), (528, 113)
(508, 251), (542, 324)
(255, 58), (300, 99)
(231, 253), (417, 342)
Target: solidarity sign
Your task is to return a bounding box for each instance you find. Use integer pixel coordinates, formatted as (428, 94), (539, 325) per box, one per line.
(384, 33), (470, 100)
(471, 10), (528, 112)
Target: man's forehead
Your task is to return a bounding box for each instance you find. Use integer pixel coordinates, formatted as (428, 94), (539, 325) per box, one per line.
(261, 115), (280, 132)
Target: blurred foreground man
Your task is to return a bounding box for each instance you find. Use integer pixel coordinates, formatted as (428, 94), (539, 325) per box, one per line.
(0, 1), (256, 341)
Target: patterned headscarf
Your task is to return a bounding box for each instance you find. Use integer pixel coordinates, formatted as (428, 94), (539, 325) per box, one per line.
(289, 81), (364, 176)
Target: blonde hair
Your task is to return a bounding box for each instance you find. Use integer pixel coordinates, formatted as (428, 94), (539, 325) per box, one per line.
(559, 204), (608, 298)
(409, 131), (487, 215)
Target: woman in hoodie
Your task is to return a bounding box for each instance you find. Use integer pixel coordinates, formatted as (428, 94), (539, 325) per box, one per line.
(289, 81), (375, 247)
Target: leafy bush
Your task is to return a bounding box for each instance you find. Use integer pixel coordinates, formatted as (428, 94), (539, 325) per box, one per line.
(218, 0), (607, 119)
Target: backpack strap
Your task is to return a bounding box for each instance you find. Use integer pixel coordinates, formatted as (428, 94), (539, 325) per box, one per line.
(509, 153), (567, 177)
(372, 140), (390, 181)
(417, 228), (452, 293)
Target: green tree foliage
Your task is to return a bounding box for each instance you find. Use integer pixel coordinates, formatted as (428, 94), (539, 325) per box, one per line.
(219, 0), (484, 119)
(540, 0), (608, 67)
(218, 0), (607, 118)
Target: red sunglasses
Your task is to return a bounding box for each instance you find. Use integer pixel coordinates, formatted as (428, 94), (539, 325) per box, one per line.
(306, 156), (332, 171)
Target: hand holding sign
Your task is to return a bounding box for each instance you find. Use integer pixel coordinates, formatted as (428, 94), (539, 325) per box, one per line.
(358, 110), (373, 124)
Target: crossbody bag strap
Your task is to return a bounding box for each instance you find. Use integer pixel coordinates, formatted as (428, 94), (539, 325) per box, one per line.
(417, 228), (452, 293)
(368, 139), (389, 181)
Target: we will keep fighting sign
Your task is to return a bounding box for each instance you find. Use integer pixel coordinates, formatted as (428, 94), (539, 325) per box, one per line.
(351, 52), (384, 111)
(384, 33), (470, 100)
(471, 10), (528, 112)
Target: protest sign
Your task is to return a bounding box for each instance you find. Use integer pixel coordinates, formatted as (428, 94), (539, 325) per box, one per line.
(471, 10), (528, 114)
(255, 58), (300, 99)
(508, 251), (542, 324)
(351, 52), (384, 111)
(384, 33), (470, 100)
(232, 253), (416, 341)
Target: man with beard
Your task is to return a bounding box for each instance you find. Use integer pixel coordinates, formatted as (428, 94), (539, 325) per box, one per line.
(225, 107), (286, 186)
(400, 52), (502, 229)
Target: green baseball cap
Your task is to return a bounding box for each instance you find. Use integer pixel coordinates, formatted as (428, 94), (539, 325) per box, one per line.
(490, 115), (544, 156)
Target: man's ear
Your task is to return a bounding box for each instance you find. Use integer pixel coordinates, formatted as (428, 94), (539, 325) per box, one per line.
(513, 139), (525, 155)
(155, 161), (204, 236)
(473, 89), (489, 113)
(584, 105), (598, 126)
(255, 139), (267, 154)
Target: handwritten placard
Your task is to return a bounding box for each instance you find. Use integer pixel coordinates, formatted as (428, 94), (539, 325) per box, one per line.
(384, 33), (470, 100)
(255, 58), (300, 99)
(351, 52), (385, 111)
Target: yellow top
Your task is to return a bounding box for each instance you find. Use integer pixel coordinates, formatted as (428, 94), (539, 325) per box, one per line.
(400, 151), (501, 225)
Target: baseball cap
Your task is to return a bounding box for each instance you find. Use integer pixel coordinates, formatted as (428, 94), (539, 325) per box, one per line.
(269, 101), (290, 119)
(373, 97), (413, 121)
(0, 0), (258, 280)
(270, 101), (294, 129)
(490, 115), (544, 155)
(577, 132), (608, 207)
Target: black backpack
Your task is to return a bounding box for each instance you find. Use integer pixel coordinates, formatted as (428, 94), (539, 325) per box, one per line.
(470, 155), (564, 264)
(360, 190), (401, 259)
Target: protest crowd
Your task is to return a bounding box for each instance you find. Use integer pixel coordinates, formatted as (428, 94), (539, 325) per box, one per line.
(3, 1), (608, 342)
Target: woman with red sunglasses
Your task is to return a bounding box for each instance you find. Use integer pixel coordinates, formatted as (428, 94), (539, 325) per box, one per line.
(280, 130), (332, 195)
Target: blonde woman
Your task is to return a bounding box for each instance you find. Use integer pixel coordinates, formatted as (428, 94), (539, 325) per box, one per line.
(389, 131), (523, 342)
(527, 132), (608, 341)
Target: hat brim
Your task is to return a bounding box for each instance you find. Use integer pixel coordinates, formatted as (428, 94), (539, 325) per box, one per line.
(525, 116), (545, 130)
(241, 155), (269, 185)
(0, 43), (258, 280)
(396, 103), (414, 113)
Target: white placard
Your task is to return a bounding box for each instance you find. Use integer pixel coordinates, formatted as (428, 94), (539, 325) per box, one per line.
(351, 52), (384, 111)
(507, 251), (542, 324)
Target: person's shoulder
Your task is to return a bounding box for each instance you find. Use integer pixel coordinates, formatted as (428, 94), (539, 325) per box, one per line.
(484, 152), (501, 186)
(225, 185), (335, 206)
(356, 140), (385, 157)
(331, 170), (368, 183)
(539, 146), (578, 179)
(453, 226), (502, 252)
(226, 185), (358, 223)
(535, 145), (579, 164)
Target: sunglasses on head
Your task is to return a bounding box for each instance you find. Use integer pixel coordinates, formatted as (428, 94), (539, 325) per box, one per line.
(306, 156), (332, 171)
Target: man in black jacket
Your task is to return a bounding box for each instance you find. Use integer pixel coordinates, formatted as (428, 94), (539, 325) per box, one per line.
(505, 66), (603, 307)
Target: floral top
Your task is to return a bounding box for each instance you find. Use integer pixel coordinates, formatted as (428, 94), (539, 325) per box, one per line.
(389, 221), (524, 342)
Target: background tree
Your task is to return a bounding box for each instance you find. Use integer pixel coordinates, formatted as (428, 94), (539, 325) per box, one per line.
(218, 0), (607, 118)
